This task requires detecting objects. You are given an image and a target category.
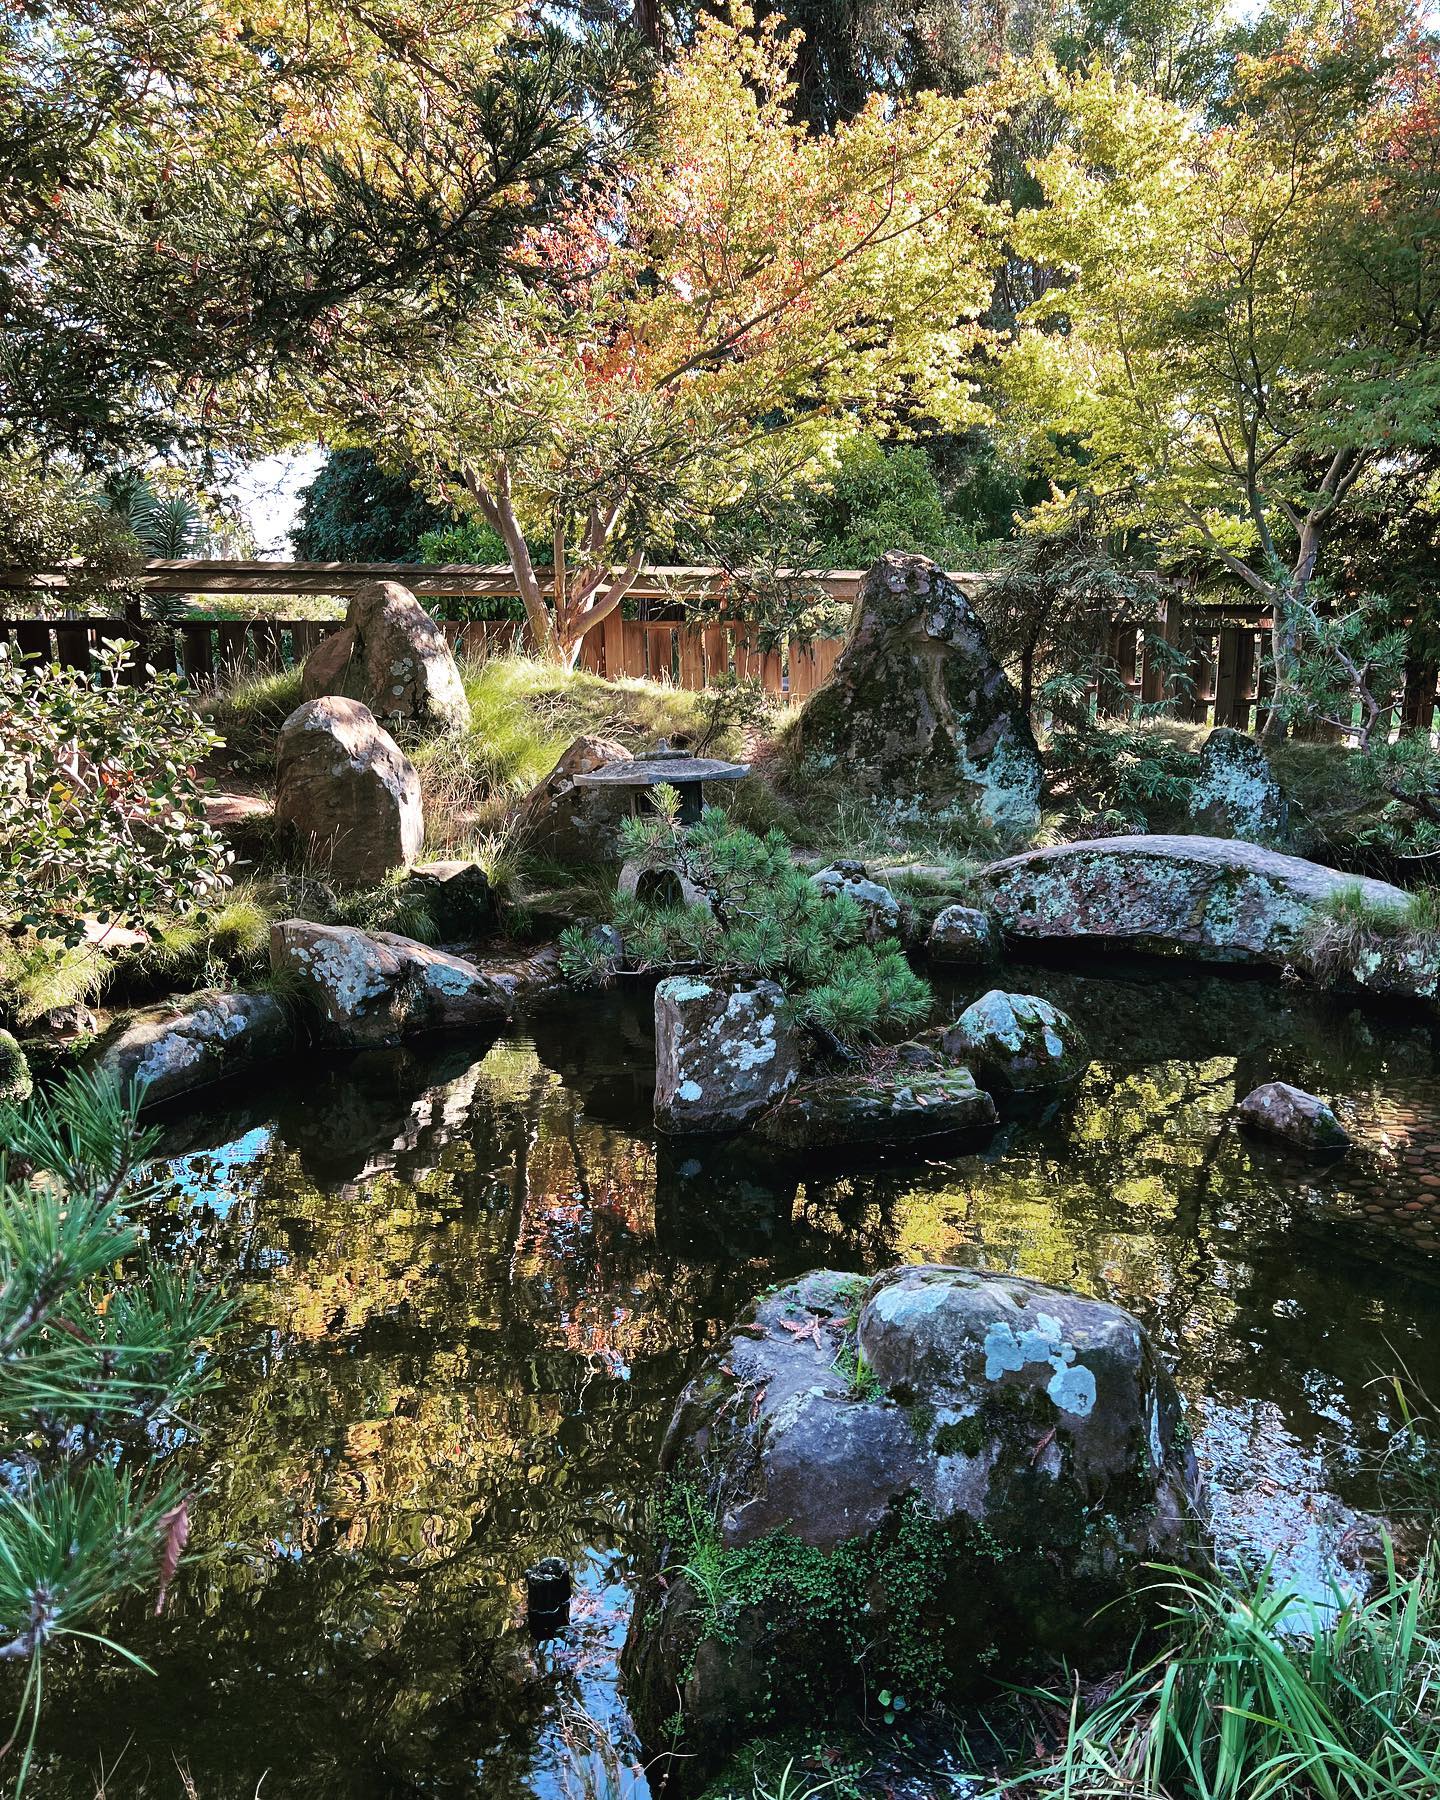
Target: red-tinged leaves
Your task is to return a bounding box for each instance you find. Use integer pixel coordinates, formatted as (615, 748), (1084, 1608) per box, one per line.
(154, 1499), (189, 1616)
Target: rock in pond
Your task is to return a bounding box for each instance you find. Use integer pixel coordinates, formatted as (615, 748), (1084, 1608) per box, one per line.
(755, 1065), (996, 1149)
(1188, 728), (1287, 843)
(1237, 1080), (1349, 1153)
(270, 920), (549, 1047)
(0, 1029), (33, 1105)
(927, 902), (1000, 965)
(275, 696), (424, 888)
(942, 990), (1087, 1093)
(514, 736), (636, 865)
(810, 862), (902, 940)
(623, 1264), (1201, 1766)
(653, 976), (800, 1134)
(91, 991), (288, 1107)
(302, 579), (470, 734)
(980, 836), (1419, 984)
(791, 552), (1043, 830)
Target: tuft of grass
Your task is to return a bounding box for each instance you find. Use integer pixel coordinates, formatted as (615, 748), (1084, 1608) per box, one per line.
(413, 655), (737, 854)
(1301, 882), (1440, 984)
(1011, 1550), (1440, 1800)
(200, 665), (304, 776)
(0, 936), (104, 1027)
(122, 885), (273, 988)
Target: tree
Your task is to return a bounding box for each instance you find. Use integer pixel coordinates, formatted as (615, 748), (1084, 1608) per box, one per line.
(0, 1072), (231, 1790)
(335, 4), (1008, 667)
(292, 451), (449, 563)
(1004, 14), (1440, 731)
(1, 0), (649, 470)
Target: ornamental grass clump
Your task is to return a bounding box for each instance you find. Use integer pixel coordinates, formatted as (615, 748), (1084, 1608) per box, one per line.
(560, 796), (931, 1046)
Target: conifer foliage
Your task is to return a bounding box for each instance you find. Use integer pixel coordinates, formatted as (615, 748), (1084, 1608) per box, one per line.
(0, 1073), (231, 1790)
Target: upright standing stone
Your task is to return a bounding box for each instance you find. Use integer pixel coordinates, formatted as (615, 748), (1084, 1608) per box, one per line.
(275, 696), (424, 887)
(653, 976), (800, 1133)
(1188, 728), (1287, 843)
(793, 552), (1043, 829)
(302, 579), (470, 735)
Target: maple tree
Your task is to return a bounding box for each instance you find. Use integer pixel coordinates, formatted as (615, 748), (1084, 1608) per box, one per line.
(333, 4), (1008, 666)
(1003, 8), (1440, 728)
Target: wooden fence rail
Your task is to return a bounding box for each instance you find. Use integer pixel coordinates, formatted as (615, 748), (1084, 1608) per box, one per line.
(4, 563), (1437, 731)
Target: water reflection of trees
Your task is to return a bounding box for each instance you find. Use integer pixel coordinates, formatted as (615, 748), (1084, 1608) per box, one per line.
(24, 973), (1440, 1796)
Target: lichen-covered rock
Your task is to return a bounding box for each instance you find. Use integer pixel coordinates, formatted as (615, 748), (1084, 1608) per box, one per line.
(398, 860), (494, 940)
(275, 696), (424, 887)
(270, 919), (522, 1046)
(653, 976), (799, 1134)
(755, 1065), (996, 1149)
(927, 903), (1000, 965)
(1237, 1080), (1349, 1153)
(622, 1264), (1200, 1767)
(91, 991), (288, 1107)
(0, 1029), (33, 1105)
(514, 736), (635, 865)
(942, 990), (1087, 1092)
(981, 836), (1421, 989)
(792, 552), (1043, 829)
(1188, 729), (1287, 843)
(810, 863), (902, 940)
(301, 579), (470, 734)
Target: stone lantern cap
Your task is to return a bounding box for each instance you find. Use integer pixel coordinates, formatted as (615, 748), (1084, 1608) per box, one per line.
(572, 739), (749, 788)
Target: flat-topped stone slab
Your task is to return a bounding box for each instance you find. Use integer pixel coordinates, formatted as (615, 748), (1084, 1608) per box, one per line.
(980, 835), (1419, 989)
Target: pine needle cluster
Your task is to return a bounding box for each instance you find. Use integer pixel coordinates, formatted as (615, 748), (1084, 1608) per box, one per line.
(562, 797), (931, 1046)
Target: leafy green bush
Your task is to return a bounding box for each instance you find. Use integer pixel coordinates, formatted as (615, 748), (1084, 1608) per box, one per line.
(292, 448), (447, 562)
(1043, 711), (1199, 835)
(562, 801), (931, 1046)
(804, 439), (977, 569)
(1, 640), (232, 946)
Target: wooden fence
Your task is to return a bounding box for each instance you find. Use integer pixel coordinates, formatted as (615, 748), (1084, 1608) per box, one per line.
(4, 560), (1437, 730)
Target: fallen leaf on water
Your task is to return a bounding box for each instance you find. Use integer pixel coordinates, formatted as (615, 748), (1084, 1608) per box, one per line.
(154, 1499), (190, 1615)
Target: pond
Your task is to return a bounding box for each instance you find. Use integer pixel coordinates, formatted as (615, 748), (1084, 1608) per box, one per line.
(25, 962), (1440, 1797)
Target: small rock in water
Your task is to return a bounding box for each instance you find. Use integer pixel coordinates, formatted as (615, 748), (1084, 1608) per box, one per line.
(942, 989), (1087, 1092)
(1237, 1080), (1349, 1153)
(927, 903), (999, 966)
(653, 976), (800, 1134)
(755, 1064), (996, 1149)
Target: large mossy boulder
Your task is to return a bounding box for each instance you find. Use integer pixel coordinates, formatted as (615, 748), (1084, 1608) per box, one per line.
(0, 1029), (33, 1106)
(980, 836), (1427, 992)
(942, 989), (1088, 1093)
(275, 696), (424, 887)
(792, 552), (1042, 830)
(622, 1265), (1201, 1770)
(301, 579), (470, 734)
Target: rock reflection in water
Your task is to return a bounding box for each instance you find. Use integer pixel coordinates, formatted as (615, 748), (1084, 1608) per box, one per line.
(21, 970), (1440, 1798)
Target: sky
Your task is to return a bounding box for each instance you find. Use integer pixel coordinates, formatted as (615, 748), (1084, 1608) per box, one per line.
(229, 447), (326, 556)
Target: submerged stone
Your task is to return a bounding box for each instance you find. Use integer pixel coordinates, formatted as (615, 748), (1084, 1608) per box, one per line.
(792, 552), (1043, 829)
(755, 1065), (996, 1149)
(1237, 1080), (1349, 1153)
(942, 989), (1087, 1092)
(91, 990), (288, 1107)
(622, 1264), (1201, 1769)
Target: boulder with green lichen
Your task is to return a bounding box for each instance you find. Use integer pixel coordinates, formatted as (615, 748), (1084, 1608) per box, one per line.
(0, 1029), (32, 1105)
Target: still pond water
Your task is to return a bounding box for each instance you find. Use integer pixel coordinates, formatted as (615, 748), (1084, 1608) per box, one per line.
(26, 962), (1440, 1797)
